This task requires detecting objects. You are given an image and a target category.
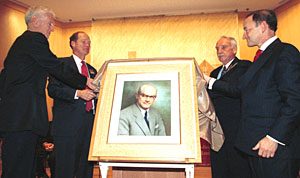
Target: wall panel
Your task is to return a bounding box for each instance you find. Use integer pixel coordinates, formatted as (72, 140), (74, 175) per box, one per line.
(91, 12), (240, 69)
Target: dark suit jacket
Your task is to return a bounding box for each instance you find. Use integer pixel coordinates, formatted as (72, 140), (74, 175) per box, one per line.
(208, 58), (251, 143)
(0, 31), (86, 136)
(213, 39), (300, 158)
(47, 56), (97, 136)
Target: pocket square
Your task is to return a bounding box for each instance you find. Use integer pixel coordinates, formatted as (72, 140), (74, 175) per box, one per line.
(155, 124), (159, 128)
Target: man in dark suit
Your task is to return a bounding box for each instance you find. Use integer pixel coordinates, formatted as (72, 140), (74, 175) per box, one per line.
(0, 6), (96, 178)
(118, 84), (166, 136)
(47, 31), (97, 178)
(205, 10), (300, 178)
(208, 36), (251, 178)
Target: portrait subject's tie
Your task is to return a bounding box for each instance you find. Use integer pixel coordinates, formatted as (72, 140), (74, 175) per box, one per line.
(81, 60), (93, 112)
(144, 111), (150, 128)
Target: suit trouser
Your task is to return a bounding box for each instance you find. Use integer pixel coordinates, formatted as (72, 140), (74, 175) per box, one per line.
(248, 155), (299, 178)
(210, 141), (252, 178)
(0, 131), (38, 178)
(54, 112), (94, 178)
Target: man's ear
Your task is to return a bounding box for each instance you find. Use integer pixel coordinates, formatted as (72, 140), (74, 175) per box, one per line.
(261, 21), (269, 33)
(70, 41), (76, 48)
(30, 16), (39, 27)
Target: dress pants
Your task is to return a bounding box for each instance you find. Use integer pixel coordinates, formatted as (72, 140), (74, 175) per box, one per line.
(1, 131), (38, 178)
(248, 155), (299, 178)
(54, 112), (94, 178)
(210, 141), (252, 178)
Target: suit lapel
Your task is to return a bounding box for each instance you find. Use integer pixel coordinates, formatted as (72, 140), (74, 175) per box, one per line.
(86, 64), (96, 78)
(148, 109), (157, 135)
(68, 56), (80, 72)
(133, 104), (152, 136)
(220, 57), (239, 79)
(240, 39), (282, 88)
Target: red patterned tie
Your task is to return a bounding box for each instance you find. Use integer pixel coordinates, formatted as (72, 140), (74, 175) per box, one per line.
(81, 61), (93, 112)
(253, 49), (263, 62)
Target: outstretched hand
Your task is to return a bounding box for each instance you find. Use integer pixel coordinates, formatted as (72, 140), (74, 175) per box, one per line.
(86, 78), (98, 91)
(77, 89), (97, 101)
(203, 74), (211, 83)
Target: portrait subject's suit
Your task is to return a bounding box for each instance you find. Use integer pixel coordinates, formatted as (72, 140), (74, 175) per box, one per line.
(213, 39), (300, 175)
(118, 103), (166, 136)
(0, 31), (86, 178)
(208, 58), (252, 178)
(47, 56), (97, 178)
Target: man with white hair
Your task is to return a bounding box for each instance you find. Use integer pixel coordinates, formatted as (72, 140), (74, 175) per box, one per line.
(208, 36), (252, 178)
(0, 6), (96, 178)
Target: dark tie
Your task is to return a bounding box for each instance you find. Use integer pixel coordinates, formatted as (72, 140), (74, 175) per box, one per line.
(144, 111), (149, 128)
(81, 61), (93, 112)
(221, 66), (227, 77)
(253, 49), (263, 62)
(217, 66), (226, 80)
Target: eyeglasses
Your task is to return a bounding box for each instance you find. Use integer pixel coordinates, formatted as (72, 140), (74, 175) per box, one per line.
(139, 93), (156, 99)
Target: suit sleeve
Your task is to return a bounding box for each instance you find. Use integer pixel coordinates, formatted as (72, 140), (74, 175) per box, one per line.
(268, 45), (300, 144)
(209, 61), (251, 98)
(0, 69), (6, 99)
(30, 33), (86, 89)
(47, 74), (77, 102)
(212, 78), (241, 98)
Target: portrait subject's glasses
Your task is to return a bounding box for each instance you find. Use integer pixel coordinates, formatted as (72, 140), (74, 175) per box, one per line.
(139, 93), (156, 99)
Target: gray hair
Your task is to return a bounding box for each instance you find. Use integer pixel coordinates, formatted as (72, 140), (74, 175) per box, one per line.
(220, 36), (237, 49)
(137, 84), (157, 95)
(25, 6), (55, 25)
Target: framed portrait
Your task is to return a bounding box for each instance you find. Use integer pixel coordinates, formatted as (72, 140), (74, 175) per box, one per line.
(89, 58), (201, 163)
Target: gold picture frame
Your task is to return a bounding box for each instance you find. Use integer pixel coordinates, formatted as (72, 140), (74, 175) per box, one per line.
(89, 58), (201, 163)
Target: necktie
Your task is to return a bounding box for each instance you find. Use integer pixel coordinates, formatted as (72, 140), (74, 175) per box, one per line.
(217, 66), (226, 80)
(144, 111), (149, 128)
(221, 66), (227, 77)
(253, 49), (263, 62)
(81, 61), (93, 112)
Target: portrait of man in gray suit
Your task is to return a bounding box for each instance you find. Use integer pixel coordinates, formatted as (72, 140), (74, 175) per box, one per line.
(118, 84), (166, 136)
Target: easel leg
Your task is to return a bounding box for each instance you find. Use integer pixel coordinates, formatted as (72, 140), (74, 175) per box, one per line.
(99, 162), (109, 178)
(185, 165), (194, 178)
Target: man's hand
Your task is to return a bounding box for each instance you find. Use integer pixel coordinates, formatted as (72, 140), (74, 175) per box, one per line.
(252, 137), (278, 158)
(77, 89), (97, 101)
(203, 74), (211, 83)
(86, 78), (97, 91)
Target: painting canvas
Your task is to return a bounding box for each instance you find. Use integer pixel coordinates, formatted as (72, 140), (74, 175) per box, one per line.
(108, 72), (180, 143)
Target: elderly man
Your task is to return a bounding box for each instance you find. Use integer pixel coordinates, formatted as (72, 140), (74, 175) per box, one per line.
(205, 10), (300, 178)
(0, 6), (96, 178)
(208, 36), (251, 178)
(118, 84), (166, 136)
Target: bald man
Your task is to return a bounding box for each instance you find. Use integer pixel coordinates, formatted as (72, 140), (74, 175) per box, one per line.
(118, 84), (166, 136)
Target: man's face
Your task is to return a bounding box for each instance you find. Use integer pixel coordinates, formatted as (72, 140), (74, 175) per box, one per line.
(71, 33), (91, 59)
(35, 13), (55, 39)
(243, 15), (263, 47)
(136, 86), (157, 110)
(215, 38), (236, 65)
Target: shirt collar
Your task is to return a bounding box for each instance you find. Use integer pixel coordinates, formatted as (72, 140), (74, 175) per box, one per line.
(223, 58), (235, 69)
(72, 54), (84, 66)
(260, 36), (278, 51)
(136, 103), (149, 116)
